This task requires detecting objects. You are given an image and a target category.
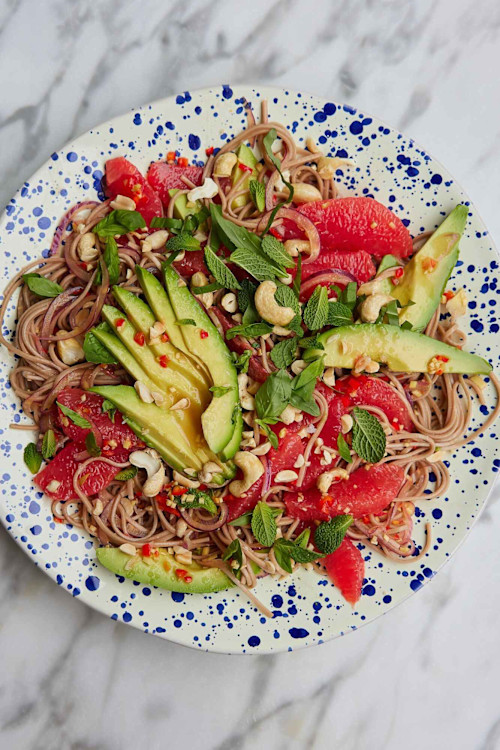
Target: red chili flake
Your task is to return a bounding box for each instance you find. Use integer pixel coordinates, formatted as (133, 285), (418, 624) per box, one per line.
(158, 354), (170, 368)
(141, 543), (151, 557)
(167, 151), (176, 161)
(172, 486), (188, 496)
(269, 228), (282, 239)
(54, 517), (65, 524)
(200, 330), (209, 339)
(178, 157), (189, 168)
(443, 290), (454, 301)
(115, 318), (125, 328)
(175, 568), (188, 579)
(205, 146), (214, 156)
(394, 267), (404, 278)
(184, 576), (193, 584)
(435, 355), (449, 362)
(134, 331), (145, 346)
(238, 162), (253, 173)
(161, 333), (169, 342)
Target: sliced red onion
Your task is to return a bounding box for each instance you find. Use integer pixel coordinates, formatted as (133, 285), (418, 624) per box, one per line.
(261, 456), (271, 494)
(179, 501), (229, 532)
(50, 201), (99, 256)
(40, 287), (82, 341)
(300, 269), (356, 301)
(276, 207), (320, 263)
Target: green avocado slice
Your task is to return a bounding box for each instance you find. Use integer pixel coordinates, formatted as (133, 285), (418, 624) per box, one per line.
(303, 323), (492, 374)
(393, 205), (468, 331)
(219, 407), (244, 462)
(230, 144), (258, 209)
(163, 264), (240, 455)
(112, 285), (209, 394)
(96, 547), (232, 594)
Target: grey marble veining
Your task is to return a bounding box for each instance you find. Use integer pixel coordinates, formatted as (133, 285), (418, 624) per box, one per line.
(1, 0), (499, 748)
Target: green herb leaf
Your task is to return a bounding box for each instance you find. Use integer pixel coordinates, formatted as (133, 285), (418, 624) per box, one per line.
(56, 402), (92, 429)
(229, 247), (281, 282)
(255, 419), (279, 449)
(165, 233), (200, 252)
(204, 245), (241, 290)
(351, 406), (387, 463)
(231, 350), (252, 374)
(251, 501), (278, 546)
(209, 204), (262, 254)
(292, 254), (302, 299)
(262, 128), (282, 172)
(175, 318), (197, 326)
(288, 544), (323, 564)
(101, 399), (116, 423)
(85, 432), (101, 457)
(314, 515), (353, 555)
(255, 369), (292, 421)
(95, 236), (119, 286)
(290, 358), (324, 416)
(150, 216), (183, 230)
(222, 538), (243, 570)
(249, 179), (266, 212)
(237, 279), (257, 314)
(326, 301), (353, 327)
(287, 314), (304, 338)
(270, 338), (297, 369)
(275, 283), (301, 315)
(295, 528), (310, 548)
(22, 274), (63, 298)
(299, 334), (324, 351)
(303, 286), (329, 330)
(94, 209), (146, 237)
(272, 538), (293, 573)
(175, 488), (218, 515)
(226, 321), (273, 340)
(114, 466), (138, 481)
(83, 323), (119, 365)
(163, 251), (181, 268)
(261, 235), (294, 270)
(209, 385), (234, 398)
(41, 429), (56, 460)
(340, 282), (358, 310)
(230, 506), (282, 527)
(24, 443), (42, 474)
(191, 281), (223, 294)
(337, 433), (353, 463)
(385, 299), (400, 326)
(400, 320), (414, 331)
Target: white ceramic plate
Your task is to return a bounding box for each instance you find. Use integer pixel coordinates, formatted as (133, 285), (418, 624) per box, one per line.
(1, 85), (498, 654)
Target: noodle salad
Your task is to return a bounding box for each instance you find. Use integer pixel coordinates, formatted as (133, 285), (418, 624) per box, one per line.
(1, 101), (498, 617)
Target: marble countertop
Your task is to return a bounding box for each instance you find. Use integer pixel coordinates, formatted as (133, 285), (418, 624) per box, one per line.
(1, 0), (499, 748)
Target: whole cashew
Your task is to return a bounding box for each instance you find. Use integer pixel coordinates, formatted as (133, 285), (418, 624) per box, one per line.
(228, 451), (264, 497)
(129, 448), (166, 497)
(254, 280), (295, 327)
(317, 468), (350, 494)
(360, 294), (395, 324)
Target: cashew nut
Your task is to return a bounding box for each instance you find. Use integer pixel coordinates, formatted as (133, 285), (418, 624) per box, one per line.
(198, 460), (221, 484)
(57, 336), (85, 365)
(317, 468), (350, 494)
(446, 288), (467, 319)
(77, 232), (99, 262)
(129, 448), (166, 497)
(360, 294), (395, 324)
(340, 414), (353, 434)
(317, 156), (353, 179)
(238, 373), (255, 411)
(213, 152), (238, 177)
(284, 239), (311, 257)
(279, 405), (302, 425)
(134, 380), (155, 404)
(291, 359), (307, 375)
(191, 271), (213, 309)
(283, 183), (322, 204)
(173, 470), (200, 489)
(142, 230), (168, 254)
(274, 470), (299, 483)
(228, 451), (264, 497)
(187, 178), (218, 203)
(357, 278), (388, 296)
(254, 280), (295, 327)
(322, 367), (336, 387)
(110, 194), (136, 211)
(221, 292), (238, 313)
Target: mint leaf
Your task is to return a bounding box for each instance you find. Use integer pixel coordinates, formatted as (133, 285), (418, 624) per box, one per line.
(292, 254), (302, 299)
(299, 334), (324, 351)
(115, 466), (138, 481)
(210, 204), (262, 254)
(273, 538), (322, 572)
(270, 338), (297, 369)
(209, 385), (234, 398)
(290, 358), (324, 416)
(326, 301), (353, 327)
(56, 402), (92, 429)
(222, 538), (243, 570)
(85, 432), (101, 457)
(251, 501), (277, 546)
(23, 274), (63, 298)
(314, 515), (353, 555)
(261, 235), (294, 270)
(249, 179), (265, 212)
(150, 216), (183, 230)
(83, 324), (118, 365)
(273, 538), (293, 573)
(295, 528), (310, 548)
(287, 314), (304, 338)
(340, 282), (358, 310)
(226, 322), (272, 340)
(166, 233), (200, 252)
(95, 209), (146, 237)
(95, 236), (119, 286)
(24, 443), (42, 474)
(230, 507), (281, 527)
(255, 419), (279, 449)
(101, 399), (116, 423)
(337, 433), (352, 463)
(237, 279), (257, 314)
(41, 429), (56, 460)
(230, 247), (281, 282)
(255, 369), (292, 421)
(275, 283), (301, 315)
(231, 350), (252, 374)
(204, 245), (241, 290)
(351, 406), (386, 463)
(303, 286), (329, 330)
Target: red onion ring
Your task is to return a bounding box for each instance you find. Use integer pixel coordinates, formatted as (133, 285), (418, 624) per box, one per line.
(40, 287), (83, 342)
(261, 456), (271, 494)
(276, 207), (320, 262)
(179, 501), (229, 531)
(50, 201), (99, 256)
(299, 269), (356, 302)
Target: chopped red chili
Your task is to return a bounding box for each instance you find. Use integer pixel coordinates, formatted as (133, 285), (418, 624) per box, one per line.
(172, 486), (188, 496)
(115, 318), (125, 328)
(200, 330), (209, 339)
(394, 267), (404, 278)
(436, 355), (449, 362)
(238, 162), (253, 173)
(205, 146), (214, 156)
(134, 331), (145, 346)
(161, 333), (169, 342)
(141, 543), (151, 557)
(158, 354), (169, 368)
(177, 157), (189, 167)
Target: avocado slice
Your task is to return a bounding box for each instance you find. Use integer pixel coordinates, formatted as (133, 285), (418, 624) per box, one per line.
(135, 266), (211, 384)
(168, 189), (202, 221)
(163, 264), (241, 455)
(112, 285), (208, 395)
(393, 205), (468, 331)
(96, 546), (232, 594)
(303, 323), (492, 374)
(230, 144), (258, 209)
(219, 407), (243, 462)
(91, 385), (204, 472)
